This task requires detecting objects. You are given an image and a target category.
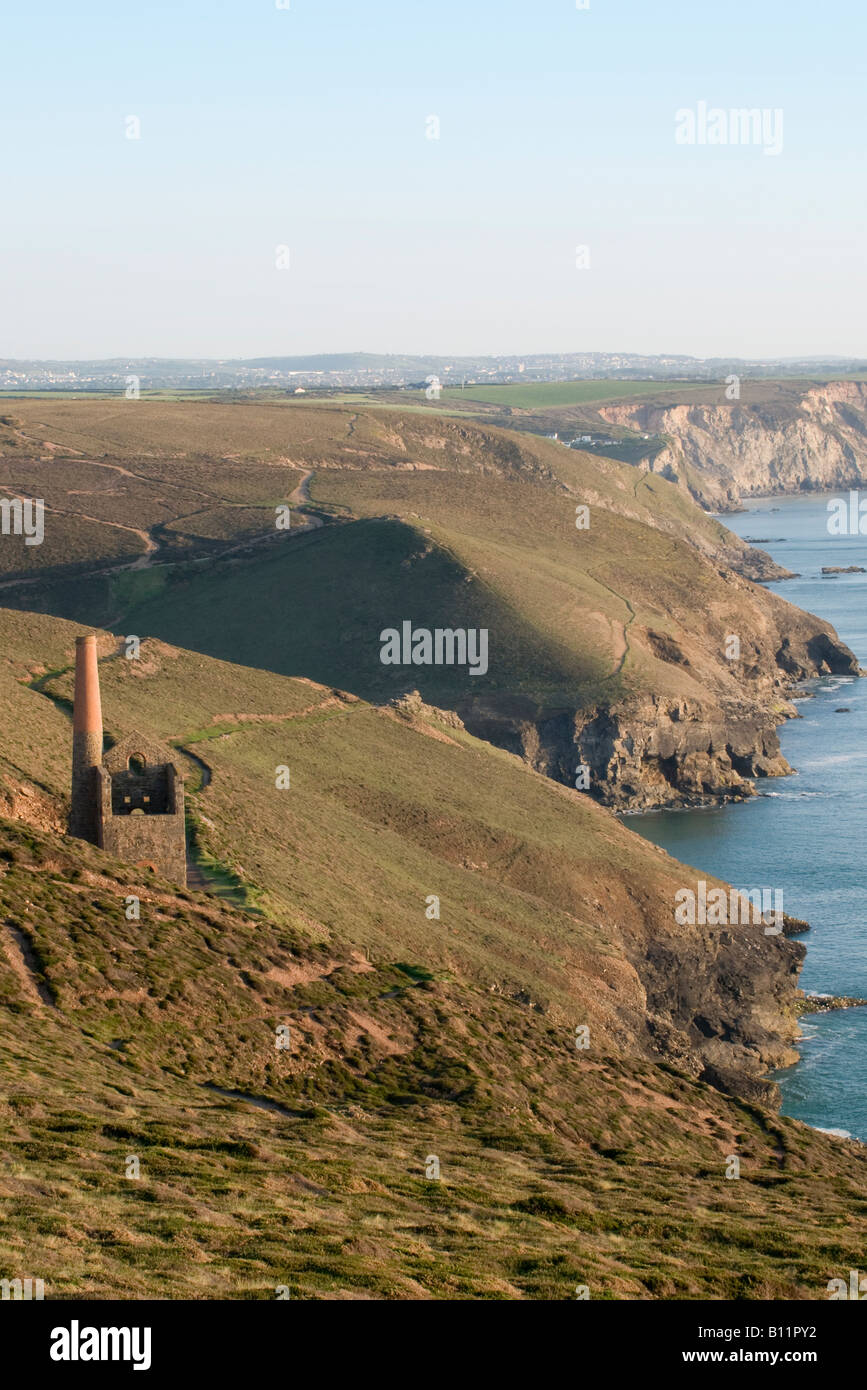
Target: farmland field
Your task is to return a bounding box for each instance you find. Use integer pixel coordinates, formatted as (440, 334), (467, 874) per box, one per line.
(439, 380), (715, 410)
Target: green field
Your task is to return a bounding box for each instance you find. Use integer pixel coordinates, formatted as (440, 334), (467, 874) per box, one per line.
(439, 380), (714, 409)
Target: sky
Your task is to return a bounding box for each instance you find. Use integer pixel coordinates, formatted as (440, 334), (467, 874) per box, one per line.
(2, 0), (865, 360)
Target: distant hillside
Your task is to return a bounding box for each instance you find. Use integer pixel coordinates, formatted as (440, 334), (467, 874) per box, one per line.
(0, 399), (858, 811)
(5, 351), (867, 392)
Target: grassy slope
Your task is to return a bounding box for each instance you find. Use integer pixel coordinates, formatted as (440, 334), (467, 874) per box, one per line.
(438, 380), (715, 409)
(1, 614), (866, 1298)
(0, 404), (307, 580)
(0, 611), (677, 1017)
(113, 432), (815, 715)
(0, 395), (759, 563)
(0, 614), (861, 1295)
(4, 819), (866, 1301)
(1, 403), (863, 1299)
(0, 400), (806, 722)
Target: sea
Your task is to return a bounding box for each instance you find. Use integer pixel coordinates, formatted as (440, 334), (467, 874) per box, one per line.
(630, 491), (867, 1140)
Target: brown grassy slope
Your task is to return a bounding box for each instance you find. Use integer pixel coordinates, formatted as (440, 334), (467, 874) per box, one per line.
(2, 397), (841, 722)
(0, 611), (803, 1086)
(0, 609), (80, 825)
(114, 453), (855, 736)
(0, 396), (772, 583)
(0, 612), (863, 1300)
(299, 464), (826, 705)
(0, 818), (865, 1300)
(0, 404), (307, 580)
(1, 400), (856, 820)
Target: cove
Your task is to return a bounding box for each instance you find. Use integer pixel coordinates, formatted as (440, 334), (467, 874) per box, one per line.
(630, 493), (867, 1140)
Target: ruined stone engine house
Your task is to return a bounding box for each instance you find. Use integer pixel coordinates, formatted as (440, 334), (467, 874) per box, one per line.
(68, 634), (187, 885)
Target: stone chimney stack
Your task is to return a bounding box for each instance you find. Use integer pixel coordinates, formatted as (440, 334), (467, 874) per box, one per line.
(69, 634), (103, 842)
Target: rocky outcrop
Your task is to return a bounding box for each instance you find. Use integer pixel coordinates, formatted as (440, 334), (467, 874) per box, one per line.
(798, 993), (867, 1015)
(575, 697), (790, 810)
(451, 617), (859, 810)
(599, 381), (867, 511)
(455, 694), (792, 809)
(638, 923), (805, 1104)
(0, 775), (64, 833)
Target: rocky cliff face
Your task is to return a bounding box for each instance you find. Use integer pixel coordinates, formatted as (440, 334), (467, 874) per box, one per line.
(455, 693), (796, 810)
(599, 381), (867, 510)
(388, 691), (807, 1104)
(0, 775), (64, 833)
(634, 911), (805, 1104)
(447, 606), (860, 811)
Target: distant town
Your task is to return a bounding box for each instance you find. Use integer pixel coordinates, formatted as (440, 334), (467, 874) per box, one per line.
(2, 351), (866, 394)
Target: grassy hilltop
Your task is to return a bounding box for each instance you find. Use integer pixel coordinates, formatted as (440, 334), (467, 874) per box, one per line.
(0, 398), (845, 709)
(1, 610), (866, 1299)
(1, 397), (857, 813)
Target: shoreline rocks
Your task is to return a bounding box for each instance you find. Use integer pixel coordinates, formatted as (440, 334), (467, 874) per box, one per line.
(455, 632), (858, 813)
(782, 916), (810, 936)
(797, 993), (867, 1015)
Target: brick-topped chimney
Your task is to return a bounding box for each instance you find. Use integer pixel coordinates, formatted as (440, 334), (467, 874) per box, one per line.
(69, 634), (103, 842)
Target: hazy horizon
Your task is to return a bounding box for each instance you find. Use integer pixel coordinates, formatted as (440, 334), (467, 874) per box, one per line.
(3, 349), (867, 368)
(3, 0), (866, 360)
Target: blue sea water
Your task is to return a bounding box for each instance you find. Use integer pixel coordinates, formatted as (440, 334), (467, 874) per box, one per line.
(630, 493), (867, 1139)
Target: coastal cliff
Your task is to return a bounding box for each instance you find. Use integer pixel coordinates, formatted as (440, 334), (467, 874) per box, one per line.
(627, 892), (806, 1104)
(447, 591), (860, 811)
(452, 689), (822, 811)
(598, 380), (867, 511)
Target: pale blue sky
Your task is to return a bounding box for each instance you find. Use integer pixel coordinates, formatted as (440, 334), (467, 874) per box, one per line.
(2, 0), (865, 358)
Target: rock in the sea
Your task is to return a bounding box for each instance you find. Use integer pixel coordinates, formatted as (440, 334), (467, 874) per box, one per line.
(782, 915), (810, 936)
(798, 993), (867, 1015)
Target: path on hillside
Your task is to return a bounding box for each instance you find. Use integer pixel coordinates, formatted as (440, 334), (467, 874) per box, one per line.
(587, 571), (637, 680)
(172, 746), (212, 888)
(174, 696), (357, 894)
(0, 460), (327, 595)
(288, 469), (323, 528)
(0, 487), (158, 581)
(50, 504), (159, 568)
(82, 458), (215, 501)
(1, 920), (56, 1007)
(6, 430), (226, 503)
(202, 468), (325, 565)
(186, 859), (208, 890)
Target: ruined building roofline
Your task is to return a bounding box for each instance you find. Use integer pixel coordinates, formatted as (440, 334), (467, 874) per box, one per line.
(102, 730), (185, 777)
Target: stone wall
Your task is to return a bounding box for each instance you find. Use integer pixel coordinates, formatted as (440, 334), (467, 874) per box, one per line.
(96, 759), (186, 885)
(110, 763), (173, 816)
(99, 808), (188, 884)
